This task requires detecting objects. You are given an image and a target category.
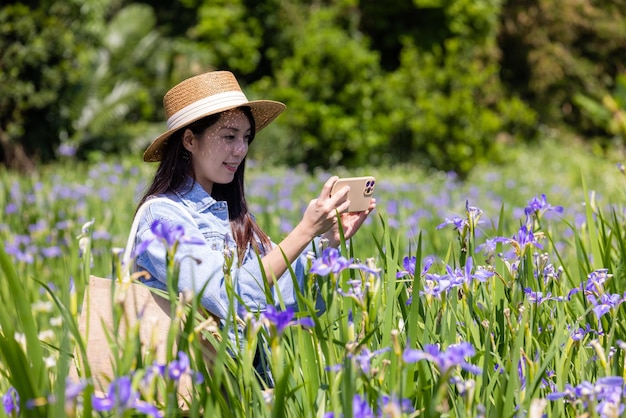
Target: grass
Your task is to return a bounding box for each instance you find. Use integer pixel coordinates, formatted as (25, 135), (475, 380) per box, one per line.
(1, 135), (626, 417)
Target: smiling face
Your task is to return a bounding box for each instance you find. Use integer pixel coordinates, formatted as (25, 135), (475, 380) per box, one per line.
(182, 108), (252, 194)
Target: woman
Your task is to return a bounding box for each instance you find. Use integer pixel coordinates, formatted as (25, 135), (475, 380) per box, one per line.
(134, 71), (375, 350)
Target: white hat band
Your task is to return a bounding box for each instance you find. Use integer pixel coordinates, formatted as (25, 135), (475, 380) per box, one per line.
(166, 91), (249, 130)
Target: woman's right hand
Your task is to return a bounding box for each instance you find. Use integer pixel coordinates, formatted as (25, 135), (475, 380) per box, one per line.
(298, 176), (350, 239)
(263, 176), (351, 285)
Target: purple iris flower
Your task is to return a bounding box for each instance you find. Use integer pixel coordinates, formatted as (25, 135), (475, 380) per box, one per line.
(92, 376), (136, 412)
(134, 218), (205, 257)
(65, 379), (87, 403)
(445, 262), (473, 287)
(547, 376), (625, 416)
(445, 257), (494, 286)
(588, 293), (625, 319)
(353, 348), (391, 374)
(92, 376), (163, 418)
(337, 279), (365, 304)
(424, 257), (493, 297)
(5, 203), (18, 215)
(44, 379), (88, 410)
(570, 324), (592, 341)
(396, 256), (416, 278)
(134, 401), (163, 418)
(539, 263), (563, 283)
(421, 256), (435, 275)
(567, 268), (612, 300)
(421, 273), (453, 298)
(165, 352), (204, 384)
(465, 201), (484, 229)
(353, 350), (371, 374)
(150, 219), (205, 248)
(4, 235), (36, 264)
(524, 288), (563, 304)
(495, 224), (543, 257)
(436, 216), (467, 231)
(475, 238), (497, 257)
(586, 269), (611, 293)
(524, 194), (564, 218)
(403, 342), (481, 375)
(310, 247), (353, 276)
(310, 247), (377, 276)
(378, 395), (415, 416)
(396, 255), (434, 279)
(92, 376), (162, 418)
(473, 266), (495, 283)
(352, 394), (376, 418)
(513, 224), (543, 248)
(3, 387), (19, 415)
(567, 286), (582, 301)
(41, 246), (63, 259)
(142, 362), (166, 387)
(92, 230), (112, 240)
(168, 351), (190, 381)
(262, 305), (314, 337)
(325, 346), (392, 374)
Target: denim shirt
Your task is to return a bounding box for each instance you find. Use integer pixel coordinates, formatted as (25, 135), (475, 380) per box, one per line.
(135, 178), (315, 320)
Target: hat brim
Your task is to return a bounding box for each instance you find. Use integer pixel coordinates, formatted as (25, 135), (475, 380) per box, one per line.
(143, 100), (286, 162)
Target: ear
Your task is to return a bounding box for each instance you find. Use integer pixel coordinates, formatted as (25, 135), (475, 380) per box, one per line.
(182, 128), (195, 153)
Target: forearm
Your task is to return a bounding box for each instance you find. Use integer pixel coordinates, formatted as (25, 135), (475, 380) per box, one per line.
(261, 222), (316, 286)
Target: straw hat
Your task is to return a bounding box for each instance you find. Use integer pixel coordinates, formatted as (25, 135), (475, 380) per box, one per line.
(143, 71), (286, 162)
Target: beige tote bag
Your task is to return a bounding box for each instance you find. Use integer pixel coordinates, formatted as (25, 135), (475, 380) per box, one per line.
(73, 198), (216, 406)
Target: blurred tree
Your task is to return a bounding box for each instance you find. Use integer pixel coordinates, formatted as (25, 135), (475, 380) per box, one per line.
(250, 0), (391, 168)
(355, 0), (534, 176)
(131, 0), (271, 79)
(498, 0), (626, 131)
(0, 1), (96, 170)
(250, 0), (535, 176)
(574, 73), (626, 148)
(0, 0), (177, 168)
(62, 3), (173, 157)
(359, 0), (449, 70)
(3, 0), (622, 175)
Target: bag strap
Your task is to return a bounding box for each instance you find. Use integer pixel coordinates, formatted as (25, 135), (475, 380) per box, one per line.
(121, 197), (197, 282)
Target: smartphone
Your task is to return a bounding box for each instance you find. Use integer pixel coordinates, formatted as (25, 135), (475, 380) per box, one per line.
(330, 176), (376, 212)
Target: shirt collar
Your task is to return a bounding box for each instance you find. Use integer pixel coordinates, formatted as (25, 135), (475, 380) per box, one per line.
(174, 177), (225, 212)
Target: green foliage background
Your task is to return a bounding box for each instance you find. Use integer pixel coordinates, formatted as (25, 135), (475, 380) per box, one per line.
(1, 0), (625, 176)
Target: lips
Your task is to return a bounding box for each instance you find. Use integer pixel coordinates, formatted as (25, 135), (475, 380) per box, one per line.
(224, 163), (239, 172)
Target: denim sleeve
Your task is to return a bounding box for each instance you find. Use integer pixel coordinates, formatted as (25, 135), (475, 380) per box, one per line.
(135, 202), (269, 319)
(270, 237), (326, 314)
(135, 202), (326, 318)
(235, 241), (312, 313)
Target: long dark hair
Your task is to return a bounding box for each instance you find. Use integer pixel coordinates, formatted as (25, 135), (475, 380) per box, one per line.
(138, 107), (271, 261)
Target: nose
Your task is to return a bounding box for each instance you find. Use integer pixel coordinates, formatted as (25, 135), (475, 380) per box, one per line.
(232, 137), (248, 156)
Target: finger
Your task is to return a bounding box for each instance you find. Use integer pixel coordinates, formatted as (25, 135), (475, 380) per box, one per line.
(331, 186), (350, 207)
(324, 184), (350, 211)
(336, 199), (350, 214)
(321, 176), (339, 198)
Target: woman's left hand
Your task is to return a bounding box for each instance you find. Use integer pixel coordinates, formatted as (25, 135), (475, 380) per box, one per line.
(322, 199), (376, 247)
